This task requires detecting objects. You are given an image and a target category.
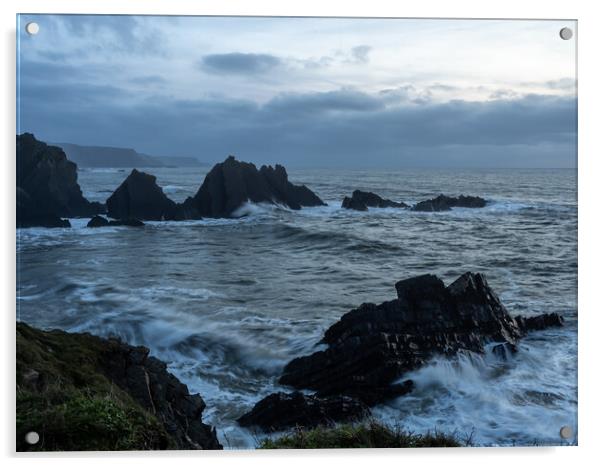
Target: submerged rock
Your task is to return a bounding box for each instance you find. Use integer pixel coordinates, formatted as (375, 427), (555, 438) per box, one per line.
(412, 194), (487, 212)
(181, 156), (325, 218)
(16, 133), (105, 227)
(87, 216), (145, 228)
(16, 323), (221, 451)
(278, 272), (563, 405)
(342, 190), (408, 211)
(106, 169), (184, 221)
(237, 391), (370, 432)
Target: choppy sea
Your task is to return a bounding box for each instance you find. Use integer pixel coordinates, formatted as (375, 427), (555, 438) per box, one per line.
(16, 167), (577, 448)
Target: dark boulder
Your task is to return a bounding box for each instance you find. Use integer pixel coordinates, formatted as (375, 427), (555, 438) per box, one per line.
(342, 190), (408, 211)
(106, 169), (183, 221)
(16, 133), (104, 227)
(279, 272), (563, 405)
(516, 313), (564, 332)
(87, 215), (110, 228)
(412, 194), (487, 212)
(237, 391), (370, 432)
(181, 156), (325, 218)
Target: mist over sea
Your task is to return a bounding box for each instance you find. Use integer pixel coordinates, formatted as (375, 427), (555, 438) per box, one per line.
(16, 166), (577, 448)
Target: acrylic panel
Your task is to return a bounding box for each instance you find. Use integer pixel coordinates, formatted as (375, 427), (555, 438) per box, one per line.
(16, 15), (577, 451)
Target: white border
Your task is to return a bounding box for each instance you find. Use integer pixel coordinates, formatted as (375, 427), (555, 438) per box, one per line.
(2, 1), (600, 465)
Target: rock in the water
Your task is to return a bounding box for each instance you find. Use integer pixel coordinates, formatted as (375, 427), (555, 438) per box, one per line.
(87, 216), (144, 228)
(17, 323), (221, 450)
(237, 391), (370, 432)
(516, 313), (564, 331)
(181, 156), (325, 218)
(106, 169), (183, 221)
(17, 133), (104, 227)
(279, 272), (562, 405)
(342, 190), (408, 211)
(87, 215), (110, 228)
(412, 194), (486, 212)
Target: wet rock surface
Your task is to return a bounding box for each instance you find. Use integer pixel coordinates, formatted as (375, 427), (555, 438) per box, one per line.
(278, 272), (562, 405)
(412, 194), (487, 211)
(342, 190), (408, 211)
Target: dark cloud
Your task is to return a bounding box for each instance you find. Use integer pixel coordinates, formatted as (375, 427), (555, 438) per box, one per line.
(18, 73), (576, 168)
(200, 53), (282, 74)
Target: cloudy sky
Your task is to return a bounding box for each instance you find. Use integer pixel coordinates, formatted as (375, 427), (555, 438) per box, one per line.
(17, 15), (576, 167)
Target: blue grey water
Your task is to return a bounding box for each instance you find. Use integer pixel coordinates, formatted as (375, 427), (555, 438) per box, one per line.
(16, 167), (577, 448)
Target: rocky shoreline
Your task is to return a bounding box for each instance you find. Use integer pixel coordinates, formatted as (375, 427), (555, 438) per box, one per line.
(16, 323), (221, 451)
(18, 133), (489, 228)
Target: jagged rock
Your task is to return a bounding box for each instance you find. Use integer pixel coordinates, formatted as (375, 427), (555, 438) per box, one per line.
(16, 323), (221, 451)
(16, 133), (104, 227)
(342, 190), (408, 211)
(237, 391), (370, 432)
(181, 156), (325, 218)
(412, 194), (487, 212)
(106, 169), (184, 221)
(87, 216), (145, 228)
(279, 272), (562, 405)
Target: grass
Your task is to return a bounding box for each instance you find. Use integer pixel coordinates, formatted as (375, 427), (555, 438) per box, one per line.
(258, 421), (468, 449)
(16, 322), (174, 451)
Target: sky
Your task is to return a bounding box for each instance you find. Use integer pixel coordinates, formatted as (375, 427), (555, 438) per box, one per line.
(17, 15), (577, 168)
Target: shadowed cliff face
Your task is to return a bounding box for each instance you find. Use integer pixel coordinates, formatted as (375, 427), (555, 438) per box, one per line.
(181, 156), (325, 218)
(17, 133), (105, 227)
(16, 323), (222, 451)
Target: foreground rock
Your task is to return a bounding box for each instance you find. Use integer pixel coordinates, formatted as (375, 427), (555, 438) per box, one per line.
(87, 216), (145, 228)
(106, 169), (184, 220)
(181, 156), (325, 218)
(17, 133), (105, 227)
(277, 272), (562, 406)
(412, 194), (486, 212)
(237, 392), (370, 432)
(342, 190), (408, 211)
(16, 323), (221, 451)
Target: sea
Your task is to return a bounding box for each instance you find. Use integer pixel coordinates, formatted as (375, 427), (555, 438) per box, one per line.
(16, 166), (578, 448)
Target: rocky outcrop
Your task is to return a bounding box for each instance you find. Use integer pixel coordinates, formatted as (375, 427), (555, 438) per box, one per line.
(237, 392), (370, 432)
(87, 216), (145, 228)
(106, 169), (183, 221)
(412, 194), (486, 212)
(342, 190), (408, 211)
(16, 133), (104, 227)
(17, 323), (221, 451)
(181, 156), (325, 218)
(277, 272), (563, 406)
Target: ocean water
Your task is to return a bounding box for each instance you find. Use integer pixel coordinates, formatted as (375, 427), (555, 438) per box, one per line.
(16, 167), (577, 448)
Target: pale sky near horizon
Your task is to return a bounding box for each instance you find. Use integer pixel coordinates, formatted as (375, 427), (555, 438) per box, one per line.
(17, 15), (577, 168)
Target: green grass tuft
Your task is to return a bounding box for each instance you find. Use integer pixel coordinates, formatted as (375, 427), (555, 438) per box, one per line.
(259, 421), (467, 449)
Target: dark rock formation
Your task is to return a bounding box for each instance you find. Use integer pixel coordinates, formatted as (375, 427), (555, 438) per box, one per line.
(17, 322), (221, 451)
(16, 133), (104, 227)
(87, 216), (145, 228)
(237, 392), (370, 432)
(106, 169), (184, 221)
(278, 272), (563, 405)
(342, 190), (408, 211)
(412, 194), (487, 212)
(516, 313), (564, 332)
(181, 156), (325, 218)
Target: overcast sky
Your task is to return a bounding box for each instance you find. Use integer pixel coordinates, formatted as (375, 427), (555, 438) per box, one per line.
(17, 15), (576, 168)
